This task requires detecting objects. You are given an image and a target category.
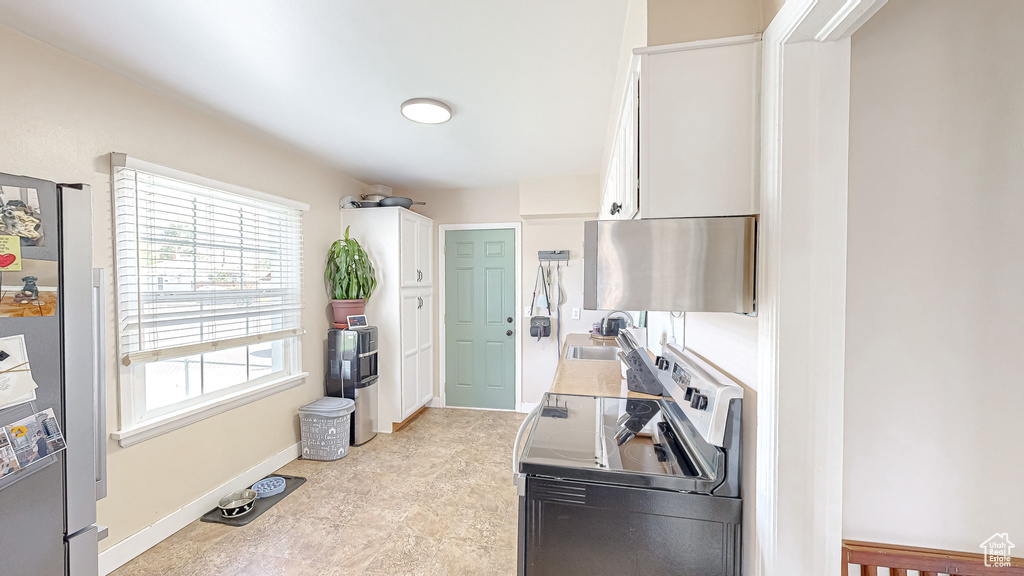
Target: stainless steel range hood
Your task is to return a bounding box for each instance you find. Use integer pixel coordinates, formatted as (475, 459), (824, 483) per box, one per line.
(583, 217), (756, 313)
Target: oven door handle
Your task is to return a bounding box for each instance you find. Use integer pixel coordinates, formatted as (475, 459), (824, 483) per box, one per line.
(512, 403), (543, 495)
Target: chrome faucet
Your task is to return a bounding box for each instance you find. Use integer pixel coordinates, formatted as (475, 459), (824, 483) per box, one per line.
(600, 310), (634, 335)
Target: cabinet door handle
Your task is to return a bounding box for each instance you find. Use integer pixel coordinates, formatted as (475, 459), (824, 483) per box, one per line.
(507, 317), (513, 324)
(417, 269), (422, 282)
(417, 296), (423, 309)
(506, 329), (513, 336)
(610, 202), (622, 215)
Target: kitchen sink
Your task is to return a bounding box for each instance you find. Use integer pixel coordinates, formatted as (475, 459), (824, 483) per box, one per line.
(565, 345), (620, 361)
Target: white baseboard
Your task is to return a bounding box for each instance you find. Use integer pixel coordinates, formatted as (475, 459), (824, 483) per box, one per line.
(429, 398), (528, 413)
(518, 402), (539, 414)
(98, 442), (301, 575)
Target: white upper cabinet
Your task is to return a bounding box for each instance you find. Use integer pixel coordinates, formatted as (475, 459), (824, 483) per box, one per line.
(417, 218), (433, 287)
(601, 57), (641, 221)
(400, 211), (433, 287)
(602, 37), (761, 221)
(638, 38), (761, 219)
(400, 213), (417, 287)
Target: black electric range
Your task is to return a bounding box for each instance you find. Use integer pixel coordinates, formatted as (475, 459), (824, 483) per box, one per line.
(514, 349), (743, 576)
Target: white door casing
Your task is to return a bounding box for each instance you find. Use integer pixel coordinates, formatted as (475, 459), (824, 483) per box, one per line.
(756, 1), (887, 575)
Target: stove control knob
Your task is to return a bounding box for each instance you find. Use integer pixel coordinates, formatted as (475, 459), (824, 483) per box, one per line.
(655, 356), (670, 371)
(684, 386), (698, 401)
(696, 395), (709, 411)
(689, 393), (701, 408)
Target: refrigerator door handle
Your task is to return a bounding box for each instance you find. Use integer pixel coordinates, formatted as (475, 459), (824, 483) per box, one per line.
(61, 184), (99, 543)
(67, 525), (99, 576)
(93, 268), (107, 500)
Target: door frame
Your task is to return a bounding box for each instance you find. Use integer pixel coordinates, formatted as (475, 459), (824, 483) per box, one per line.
(756, 1), (887, 574)
(437, 222), (524, 412)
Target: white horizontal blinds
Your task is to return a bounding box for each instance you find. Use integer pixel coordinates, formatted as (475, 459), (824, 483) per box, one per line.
(114, 166), (303, 366)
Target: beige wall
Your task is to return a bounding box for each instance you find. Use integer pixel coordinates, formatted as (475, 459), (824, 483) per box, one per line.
(647, 0), (762, 45)
(0, 26), (363, 551)
(404, 185), (609, 405)
(519, 174), (600, 218)
(846, 0), (1024, 551)
(761, 0), (786, 28)
(647, 312), (756, 388)
(645, 0), (787, 46)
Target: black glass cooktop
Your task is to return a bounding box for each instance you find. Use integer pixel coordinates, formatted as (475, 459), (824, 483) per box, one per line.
(519, 393), (719, 493)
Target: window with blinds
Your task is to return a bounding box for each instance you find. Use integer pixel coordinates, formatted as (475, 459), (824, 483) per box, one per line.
(112, 156), (307, 428)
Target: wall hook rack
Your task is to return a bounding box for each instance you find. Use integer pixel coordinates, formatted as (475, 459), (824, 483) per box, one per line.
(538, 250), (569, 262)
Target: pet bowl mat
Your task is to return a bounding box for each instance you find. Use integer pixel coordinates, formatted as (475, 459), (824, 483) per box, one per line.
(200, 474), (305, 527)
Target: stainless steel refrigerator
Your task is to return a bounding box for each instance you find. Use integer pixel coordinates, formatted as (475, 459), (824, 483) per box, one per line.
(0, 172), (104, 576)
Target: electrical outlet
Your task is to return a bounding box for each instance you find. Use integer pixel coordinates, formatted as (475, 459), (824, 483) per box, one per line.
(524, 305), (531, 318)
(571, 308), (581, 320)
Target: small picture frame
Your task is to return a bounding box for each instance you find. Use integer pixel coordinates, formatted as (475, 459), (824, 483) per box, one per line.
(346, 315), (368, 327)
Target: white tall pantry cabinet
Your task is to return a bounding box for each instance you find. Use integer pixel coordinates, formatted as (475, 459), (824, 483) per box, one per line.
(341, 207), (434, 431)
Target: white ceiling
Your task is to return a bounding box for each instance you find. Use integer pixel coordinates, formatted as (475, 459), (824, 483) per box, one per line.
(0, 1), (630, 190)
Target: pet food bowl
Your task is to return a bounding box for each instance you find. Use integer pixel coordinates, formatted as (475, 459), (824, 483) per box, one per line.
(251, 477), (286, 499)
(218, 489), (258, 518)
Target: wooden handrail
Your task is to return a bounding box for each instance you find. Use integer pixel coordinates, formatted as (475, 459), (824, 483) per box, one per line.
(843, 540), (1024, 576)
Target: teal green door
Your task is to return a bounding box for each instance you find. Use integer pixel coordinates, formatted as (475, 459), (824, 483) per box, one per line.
(445, 229), (516, 409)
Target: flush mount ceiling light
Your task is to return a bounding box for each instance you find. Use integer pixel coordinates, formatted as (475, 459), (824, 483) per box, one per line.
(400, 98), (452, 124)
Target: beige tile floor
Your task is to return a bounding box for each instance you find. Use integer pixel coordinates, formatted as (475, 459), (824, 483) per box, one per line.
(112, 408), (526, 576)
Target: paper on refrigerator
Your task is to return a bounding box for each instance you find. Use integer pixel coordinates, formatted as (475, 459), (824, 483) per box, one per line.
(0, 335), (38, 410)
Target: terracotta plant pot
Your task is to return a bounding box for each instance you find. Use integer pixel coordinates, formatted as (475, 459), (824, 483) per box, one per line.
(330, 299), (366, 325)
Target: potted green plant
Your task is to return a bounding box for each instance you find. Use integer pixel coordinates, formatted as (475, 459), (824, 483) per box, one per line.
(325, 226), (377, 324)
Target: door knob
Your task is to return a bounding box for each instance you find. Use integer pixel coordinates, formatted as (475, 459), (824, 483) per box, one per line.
(610, 202), (622, 215)
(506, 317), (513, 323)
(506, 330), (513, 336)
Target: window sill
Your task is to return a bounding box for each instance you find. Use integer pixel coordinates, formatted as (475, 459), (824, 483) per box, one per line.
(111, 372), (309, 448)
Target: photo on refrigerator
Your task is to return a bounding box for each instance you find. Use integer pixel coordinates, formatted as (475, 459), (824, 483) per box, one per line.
(4, 408), (66, 468)
(0, 259), (58, 318)
(0, 429), (21, 478)
(0, 186), (44, 246)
